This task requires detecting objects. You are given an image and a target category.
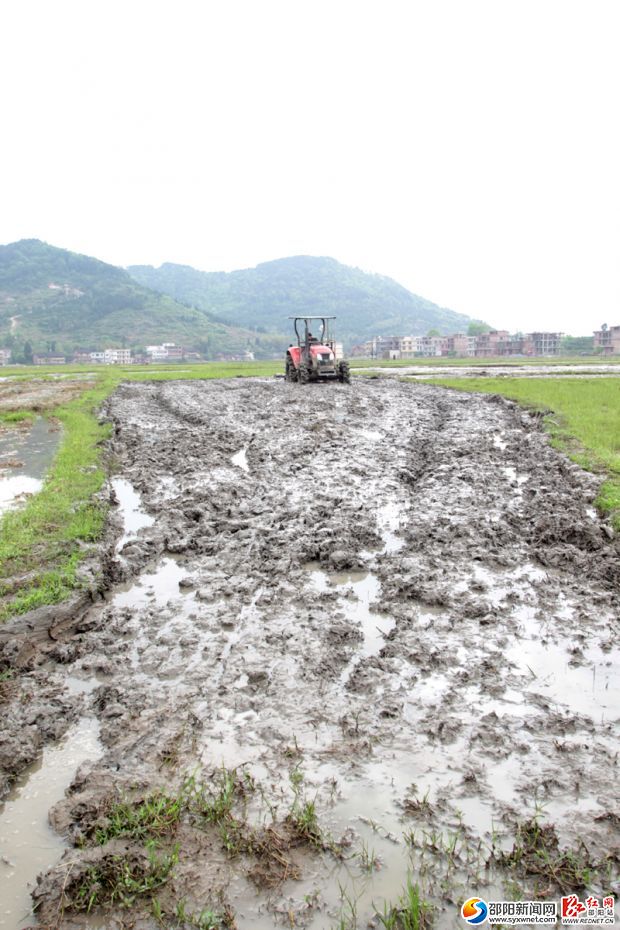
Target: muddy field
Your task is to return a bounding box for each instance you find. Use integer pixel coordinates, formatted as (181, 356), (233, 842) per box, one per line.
(0, 378), (95, 414)
(1, 377), (619, 930)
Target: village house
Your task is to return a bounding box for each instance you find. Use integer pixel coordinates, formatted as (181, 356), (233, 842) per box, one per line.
(362, 329), (565, 359)
(72, 350), (92, 364)
(104, 348), (132, 365)
(145, 343), (202, 362)
(474, 330), (510, 357)
(529, 332), (563, 355)
(33, 353), (66, 365)
(445, 334), (476, 356)
(593, 324), (620, 355)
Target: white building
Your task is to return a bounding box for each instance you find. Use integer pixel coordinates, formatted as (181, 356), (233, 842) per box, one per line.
(145, 345), (170, 361)
(103, 348), (132, 364)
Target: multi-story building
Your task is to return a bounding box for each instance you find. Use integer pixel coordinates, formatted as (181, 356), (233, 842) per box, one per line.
(474, 330), (510, 357)
(529, 332), (563, 356)
(0, 348), (11, 366)
(368, 336), (402, 358)
(145, 345), (169, 361)
(361, 328), (565, 359)
(104, 348), (132, 365)
(163, 345), (184, 360)
(593, 324), (620, 354)
(445, 334), (475, 356)
(416, 335), (447, 357)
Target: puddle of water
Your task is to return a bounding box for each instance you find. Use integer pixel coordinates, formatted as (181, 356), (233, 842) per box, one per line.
(112, 556), (188, 611)
(505, 636), (619, 721)
(65, 674), (107, 695)
(0, 476), (42, 514)
(112, 477), (155, 550)
(304, 563), (395, 686)
(0, 417), (60, 479)
(0, 717), (103, 930)
(230, 746), (502, 930)
(111, 556), (216, 686)
(231, 447), (249, 472)
(377, 502), (405, 553)
(357, 363), (620, 379)
(502, 466), (528, 487)
(359, 500), (406, 559)
(0, 417), (61, 514)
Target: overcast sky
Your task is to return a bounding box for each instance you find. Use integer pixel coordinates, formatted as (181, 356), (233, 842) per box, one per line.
(1, 0), (618, 335)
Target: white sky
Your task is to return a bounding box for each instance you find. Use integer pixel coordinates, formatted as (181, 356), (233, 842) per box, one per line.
(1, 0), (618, 335)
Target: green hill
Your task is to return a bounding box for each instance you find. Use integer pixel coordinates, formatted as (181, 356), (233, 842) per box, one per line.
(128, 255), (483, 347)
(0, 240), (276, 360)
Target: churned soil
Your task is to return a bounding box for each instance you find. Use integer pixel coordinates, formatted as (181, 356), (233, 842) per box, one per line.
(1, 378), (618, 929)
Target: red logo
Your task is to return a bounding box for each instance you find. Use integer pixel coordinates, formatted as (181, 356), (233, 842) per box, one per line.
(562, 896), (586, 919)
(561, 893), (615, 924)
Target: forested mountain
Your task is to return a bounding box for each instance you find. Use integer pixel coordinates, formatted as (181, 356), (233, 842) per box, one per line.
(0, 241), (483, 361)
(128, 255), (482, 347)
(0, 240), (276, 359)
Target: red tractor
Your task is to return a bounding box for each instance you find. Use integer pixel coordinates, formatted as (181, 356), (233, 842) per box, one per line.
(285, 316), (350, 384)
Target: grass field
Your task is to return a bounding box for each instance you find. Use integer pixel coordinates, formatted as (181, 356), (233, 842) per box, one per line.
(428, 377), (620, 527)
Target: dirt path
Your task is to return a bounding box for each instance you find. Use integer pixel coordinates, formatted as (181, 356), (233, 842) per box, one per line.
(1, 378), (618, 929)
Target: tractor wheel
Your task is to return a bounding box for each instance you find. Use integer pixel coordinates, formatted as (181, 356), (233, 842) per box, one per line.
(285, 356), (297, 382)
(299, 363), (310, 384)
(338, 360), (351, 384)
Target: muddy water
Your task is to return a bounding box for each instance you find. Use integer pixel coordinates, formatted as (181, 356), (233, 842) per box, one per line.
(1, 379), (619, 929)
(304, 564), (395, 686)
(0, 717), (103, 929)
(112, 476), (155, 550)
(356, 362), (620, 378)
(0, 417), (61, 514)
(231, 447), (250, 472)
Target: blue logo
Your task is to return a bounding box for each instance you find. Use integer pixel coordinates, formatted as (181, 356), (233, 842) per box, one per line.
(461, 897), (489, 924)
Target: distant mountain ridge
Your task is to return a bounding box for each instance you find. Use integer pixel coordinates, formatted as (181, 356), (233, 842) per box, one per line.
(0, 240), (278, 359)
(0, 241), (485, 361)
(128, 255), (483, 347)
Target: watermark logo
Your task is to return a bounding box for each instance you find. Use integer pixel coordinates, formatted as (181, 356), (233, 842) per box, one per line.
(461, 896), (558, 925)
(561, 893), (615, 925)
(462, 898), (489, 925)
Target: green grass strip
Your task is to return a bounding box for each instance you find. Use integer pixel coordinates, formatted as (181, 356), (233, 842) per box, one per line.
(0, 382), (113, 620)
(426, 377), (620, 528)
(0, 411), (35, 425)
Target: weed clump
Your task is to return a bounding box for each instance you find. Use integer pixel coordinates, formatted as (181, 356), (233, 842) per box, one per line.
(496, 818), (604, 893)
(67, 842), (178, 912)
(152, 895), (235, 929)
(93, 789), (183, 845)
(375, 878), (432, 930)
(183, 765), (254, 825)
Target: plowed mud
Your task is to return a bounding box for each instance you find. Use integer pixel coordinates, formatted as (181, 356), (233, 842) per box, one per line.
(1, 378), (618, 929)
